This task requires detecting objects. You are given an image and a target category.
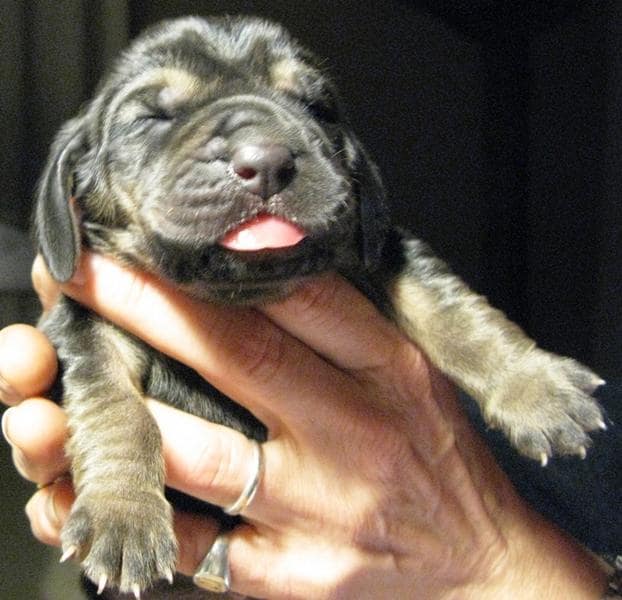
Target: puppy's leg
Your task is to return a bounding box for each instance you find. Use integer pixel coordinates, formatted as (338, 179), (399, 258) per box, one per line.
(388, 236), (604, 463)
(41, 299), (176, 595)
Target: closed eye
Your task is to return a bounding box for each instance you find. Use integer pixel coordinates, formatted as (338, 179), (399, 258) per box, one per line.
(130, 108), (177, 134)
(305, 100), (339, 123)
(136, 109), (174, 122)
(130, 90), (179, 125)
(303, 84), (341, 124)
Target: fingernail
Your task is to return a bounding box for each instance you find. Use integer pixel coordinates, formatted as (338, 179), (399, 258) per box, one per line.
(1, 407), (17, 447)
(25, 485), (62, 531)
(0, 372), (23, 406)
(44, 485), (62, 528)
(25, 492), (37, 520)
(0, 331), (24, 406)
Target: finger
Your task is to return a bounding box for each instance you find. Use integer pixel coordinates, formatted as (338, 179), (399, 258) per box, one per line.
(2, 398), (69, 484)
(147, 400), (272, 518)
(25, 478), (74, 547)
(184, 521), (350, 599)
(263, 274), (455, 421)
(32, 254), (61, 311)
(223, 524), (380, 599)
(262, 273), (410, 375)
(265, 275), (460, 441)
(61, 253), (353, 429)
(173, 511), (220, 576)
(0, 324), (58, 405)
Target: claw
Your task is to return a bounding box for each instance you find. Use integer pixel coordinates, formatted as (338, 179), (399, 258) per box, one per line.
(578, 446), (587, 460)
(593, 376), (606, 388)
(97, 575), (108, 595)
(60, 546), (78, 563)
(598, 419), (608, 431)
(164, 568), (174, 585)
(132, 583), (141, 600)
(540, 453), (549, 467)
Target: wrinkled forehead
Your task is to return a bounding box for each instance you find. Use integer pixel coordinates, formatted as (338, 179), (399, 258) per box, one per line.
(102, 17), (322, 106)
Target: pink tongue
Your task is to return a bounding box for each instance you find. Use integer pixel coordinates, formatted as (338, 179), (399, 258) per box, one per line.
(219, 214), (307, 251)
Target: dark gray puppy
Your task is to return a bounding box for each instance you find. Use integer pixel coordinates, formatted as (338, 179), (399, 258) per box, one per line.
(35, 15), (605, 598)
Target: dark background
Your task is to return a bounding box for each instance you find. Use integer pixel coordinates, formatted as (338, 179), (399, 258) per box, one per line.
(1, 1), (620, 597)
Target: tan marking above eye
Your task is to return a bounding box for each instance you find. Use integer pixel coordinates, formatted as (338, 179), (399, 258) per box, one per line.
(155, 68), (205, 111)
(269, 58), (307, 95)
(115, 67), (212, 121)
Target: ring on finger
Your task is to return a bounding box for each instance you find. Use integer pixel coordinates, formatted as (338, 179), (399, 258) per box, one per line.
(223, 438), (264, 516)
(193, 532), (231, 593)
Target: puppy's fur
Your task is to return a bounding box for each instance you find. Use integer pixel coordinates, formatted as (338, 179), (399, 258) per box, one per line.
(35, 16), (604, 597)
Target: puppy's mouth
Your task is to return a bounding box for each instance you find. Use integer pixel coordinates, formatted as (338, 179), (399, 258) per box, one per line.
(148, 209), (341, 304)
(218, 213), (307, 252)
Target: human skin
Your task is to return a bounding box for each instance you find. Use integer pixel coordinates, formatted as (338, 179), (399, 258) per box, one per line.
(0, 253), (609, 599)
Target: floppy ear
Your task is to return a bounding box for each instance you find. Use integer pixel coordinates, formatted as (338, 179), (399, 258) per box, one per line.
(35, 116), (89, 282)
(350, 137), (391, 271)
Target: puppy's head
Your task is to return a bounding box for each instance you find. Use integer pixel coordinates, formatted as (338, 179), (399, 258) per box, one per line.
(36, 16), (389, 303)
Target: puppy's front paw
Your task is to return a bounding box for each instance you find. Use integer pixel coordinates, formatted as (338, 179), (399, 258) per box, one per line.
(60, 490), (177, 596)
(484, 350), (605, 464)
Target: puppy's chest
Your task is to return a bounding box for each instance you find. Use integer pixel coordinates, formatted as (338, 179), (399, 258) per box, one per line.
(144, 350), (266, 442)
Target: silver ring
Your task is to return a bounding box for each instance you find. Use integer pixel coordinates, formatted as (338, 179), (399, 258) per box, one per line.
(193, 533), (231, 593)
(223, 439), (264, 516)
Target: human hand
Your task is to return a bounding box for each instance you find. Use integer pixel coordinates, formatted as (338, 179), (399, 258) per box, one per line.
(1, 253), (608, 599)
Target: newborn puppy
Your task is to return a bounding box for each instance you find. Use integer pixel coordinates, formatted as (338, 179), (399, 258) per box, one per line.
(35, 15), (605, 597)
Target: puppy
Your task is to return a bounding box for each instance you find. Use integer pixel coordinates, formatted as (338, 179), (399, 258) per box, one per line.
(35, 15), (605, 597)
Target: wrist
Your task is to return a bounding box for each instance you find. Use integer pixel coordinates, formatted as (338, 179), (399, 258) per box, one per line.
(457, 498), (609, 599)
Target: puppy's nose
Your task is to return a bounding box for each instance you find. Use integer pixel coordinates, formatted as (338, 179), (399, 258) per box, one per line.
(231, 144), (296, 199)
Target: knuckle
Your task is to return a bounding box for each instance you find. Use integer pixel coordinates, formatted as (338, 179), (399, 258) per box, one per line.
(233, 320), (289, 385)
(182, 430), (252, 505)
(12, 447), (42, 483)
(353, 335), (410, 383)
(183, 433), (225, 491)
(11, 447), (30, 478)
(13, 447), (63, 486)
(288, 274), (347, 328)
(26, 488), (62, 546)
(0, 330), (58, 401)
(76, 255), (159, 322)
(110, 268), (151, 314)
(365, 428), (414, 484)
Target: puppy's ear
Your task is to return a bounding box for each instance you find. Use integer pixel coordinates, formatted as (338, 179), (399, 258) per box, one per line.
(35, 116), (88, 282)
(350, 137), (390, 271)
